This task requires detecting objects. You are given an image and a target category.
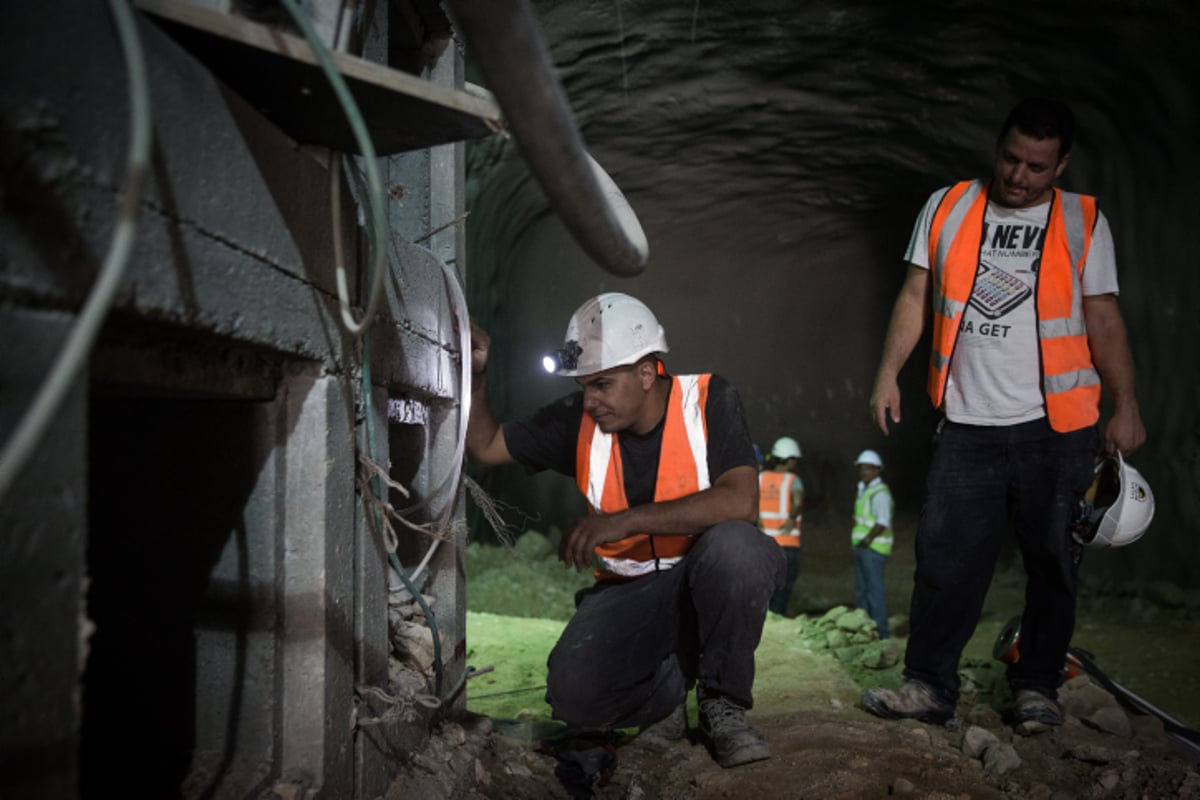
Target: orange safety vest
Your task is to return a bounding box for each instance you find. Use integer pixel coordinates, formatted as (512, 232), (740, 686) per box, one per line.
(758, 470), (801, 547)
(926, 180), (1101, 433)
(575, 374), (712, 580)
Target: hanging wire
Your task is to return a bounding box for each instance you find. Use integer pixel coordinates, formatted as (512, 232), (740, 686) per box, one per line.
(0, 0), (151, 503)
(291, 0), (480, 698)
(279, 0), (450, 699)
(342, 153), (474, 538)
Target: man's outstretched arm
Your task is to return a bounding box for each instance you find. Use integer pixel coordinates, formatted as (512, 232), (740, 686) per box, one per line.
(465, 319), (514, 466)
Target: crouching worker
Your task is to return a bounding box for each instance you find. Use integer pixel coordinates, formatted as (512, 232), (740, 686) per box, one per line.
(466, 292), (785, 768)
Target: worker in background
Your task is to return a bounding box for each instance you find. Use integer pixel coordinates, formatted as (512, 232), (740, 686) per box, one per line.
(466, 292), (785, 769)
(851, 450), (893, 639)
(758, 436), (804, 616)
(862, 97), (1145, 729)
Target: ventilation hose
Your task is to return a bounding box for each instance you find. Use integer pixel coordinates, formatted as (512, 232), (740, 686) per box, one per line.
(444, 0), (649, 277)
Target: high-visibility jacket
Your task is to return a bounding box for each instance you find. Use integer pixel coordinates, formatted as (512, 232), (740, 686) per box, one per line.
(852, 479), (893, 556)
(759, 470), (801, 547)
(926, 180), (1101, 433)
(575, 374), (711, 580)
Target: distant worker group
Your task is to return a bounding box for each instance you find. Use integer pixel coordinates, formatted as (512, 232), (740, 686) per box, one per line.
(755, 439), (896, 641)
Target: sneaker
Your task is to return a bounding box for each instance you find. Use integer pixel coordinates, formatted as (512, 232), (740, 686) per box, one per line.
(698, 696), (771, 768)
(1013, 689), (1063, 726)
(861, 681), (955, 725)
(636, 703), (687, 748)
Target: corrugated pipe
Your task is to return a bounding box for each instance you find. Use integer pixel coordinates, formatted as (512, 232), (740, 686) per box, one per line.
(444, 0), (649, 277)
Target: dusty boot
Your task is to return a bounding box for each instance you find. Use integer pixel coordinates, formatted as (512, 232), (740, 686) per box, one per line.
(1013, 689), (1063, 733)
(861, 680), (955, 725)
(636, 702), (687, 749)
(698, 696), (770, 768)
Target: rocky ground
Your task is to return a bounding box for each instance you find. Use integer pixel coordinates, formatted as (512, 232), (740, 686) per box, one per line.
(384, 526), (1200, 799)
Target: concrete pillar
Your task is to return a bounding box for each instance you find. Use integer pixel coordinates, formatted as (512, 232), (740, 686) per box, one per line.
(278, 366), (356, 795)
(0, 308), (87, 800)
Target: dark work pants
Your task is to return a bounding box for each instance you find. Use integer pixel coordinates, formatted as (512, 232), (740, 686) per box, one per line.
(768, 545), (800, 616)
(904, 417), (1097, 704)
(545, 520), (786, 730)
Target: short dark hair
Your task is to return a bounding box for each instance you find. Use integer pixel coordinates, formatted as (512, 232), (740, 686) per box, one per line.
(997, 97), (1075, 157)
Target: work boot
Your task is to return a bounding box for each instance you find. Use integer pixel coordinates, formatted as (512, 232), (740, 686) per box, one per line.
(636, 703), (687, 749)
(861, 680), (955, 725)
(1013, 689), (1063, 727)
(698, 696), (771, 768)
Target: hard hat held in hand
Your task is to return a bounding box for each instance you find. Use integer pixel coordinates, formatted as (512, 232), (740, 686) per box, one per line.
(771, 436), (802, 460)
(855, 449), (883, 468)
(1072, 450), (1155, 548)
(546, 293), (669, 377)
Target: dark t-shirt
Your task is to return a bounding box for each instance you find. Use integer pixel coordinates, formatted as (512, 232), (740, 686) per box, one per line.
(502, 373), (756, 507)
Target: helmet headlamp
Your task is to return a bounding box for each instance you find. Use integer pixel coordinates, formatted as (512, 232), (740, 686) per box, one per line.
(543, 339), (582, 375)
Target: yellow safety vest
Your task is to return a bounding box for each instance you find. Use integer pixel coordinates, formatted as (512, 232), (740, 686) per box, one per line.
(852, 481), (893, 556)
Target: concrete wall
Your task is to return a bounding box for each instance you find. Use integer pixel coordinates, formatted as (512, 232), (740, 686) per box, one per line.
(1, 2), (471, 798)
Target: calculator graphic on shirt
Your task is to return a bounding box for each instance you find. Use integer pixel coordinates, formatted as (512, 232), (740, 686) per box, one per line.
(969, 261), (1032, 319)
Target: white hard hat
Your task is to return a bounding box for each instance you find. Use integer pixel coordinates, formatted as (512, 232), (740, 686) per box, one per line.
(1073, 451), (1155, 548)
(771, 436), (802, 460)
(855, 449), (883, 468)
(545, 293), (669, 377)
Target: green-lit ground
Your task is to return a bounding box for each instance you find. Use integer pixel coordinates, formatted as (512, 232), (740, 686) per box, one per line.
(463, 523), (1200, 730)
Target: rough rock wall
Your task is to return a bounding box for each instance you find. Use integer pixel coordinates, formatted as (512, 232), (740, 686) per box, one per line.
(465, 0), (1200, 587)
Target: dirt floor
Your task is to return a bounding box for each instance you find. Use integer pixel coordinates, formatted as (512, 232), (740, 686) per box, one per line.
(386, 522), (1200, 799)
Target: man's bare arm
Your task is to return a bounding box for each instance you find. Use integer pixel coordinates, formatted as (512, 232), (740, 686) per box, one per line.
(870, 265), (932, 435)
(465, 319), (514, 466)
(1083, 294), (1146, 455)
(558, 465), (759, 571)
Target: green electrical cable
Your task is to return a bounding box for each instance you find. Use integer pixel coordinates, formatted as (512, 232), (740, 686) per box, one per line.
(0, 0), (151, 502)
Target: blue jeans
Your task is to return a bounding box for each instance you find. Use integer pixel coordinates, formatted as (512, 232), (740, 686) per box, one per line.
(545, 520), (786, 729)
(904, 417), (1097, 705)
(854, 546), (889, 638)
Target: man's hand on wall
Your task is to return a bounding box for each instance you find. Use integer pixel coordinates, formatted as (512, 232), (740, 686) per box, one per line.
(468, 317), (491, 376)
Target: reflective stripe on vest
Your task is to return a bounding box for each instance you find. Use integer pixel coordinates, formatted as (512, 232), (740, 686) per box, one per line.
(759, 470), (800, 547)
(575, 374), (712, 579)
(926, 180), (1101, 432)
(852, 482), (893, 555)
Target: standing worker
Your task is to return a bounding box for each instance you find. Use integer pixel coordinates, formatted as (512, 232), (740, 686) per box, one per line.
(851, 450), (893, 639)
(758, 436), (805, 616)
(862, 97), (1146, 728)
(466, 292), (785, 768)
